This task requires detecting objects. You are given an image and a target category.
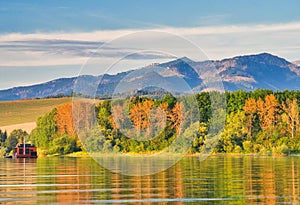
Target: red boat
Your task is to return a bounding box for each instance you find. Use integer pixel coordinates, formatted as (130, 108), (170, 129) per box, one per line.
(15, 144), (37, 158)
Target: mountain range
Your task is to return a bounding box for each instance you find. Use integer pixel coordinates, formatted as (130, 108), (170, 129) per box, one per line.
(1, 53), (300, 101)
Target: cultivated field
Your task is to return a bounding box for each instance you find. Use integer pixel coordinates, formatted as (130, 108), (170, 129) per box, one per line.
(0, 98), (72, 132)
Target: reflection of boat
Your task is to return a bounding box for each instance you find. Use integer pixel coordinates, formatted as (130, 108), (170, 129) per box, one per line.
(15, 144), (37, 158)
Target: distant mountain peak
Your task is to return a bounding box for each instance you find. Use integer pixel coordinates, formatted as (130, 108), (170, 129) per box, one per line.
(1, 53), (300, 101)
(159, 56), (199, 80)
(231, 52), (291, 67)
(178, 56), (194, 62)
(160, 56), (194, 67)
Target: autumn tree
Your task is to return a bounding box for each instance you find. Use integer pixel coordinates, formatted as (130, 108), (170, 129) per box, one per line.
(244, 98), (257, 136)
(257, 94), (279, 131)
(282, 98), (299, 138)
(31, 105), (81, 154)
(55, 104), (76, 137)
(169, 102), (183, 134)
(129, 99), (154, 136)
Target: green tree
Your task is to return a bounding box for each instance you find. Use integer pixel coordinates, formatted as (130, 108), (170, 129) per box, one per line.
(195, 92), (211, 123)
(218, 111), (247, 153)
(160, 94), (177, 109)
(49, 135), (77, 154)
(9, 129), (28, 143)
(226, 90), (247, 113)
(5, 135), (18, 153)
(0, 130), (7, 147)
(30, 109), (57, 149)
(97, 100), (113, 129)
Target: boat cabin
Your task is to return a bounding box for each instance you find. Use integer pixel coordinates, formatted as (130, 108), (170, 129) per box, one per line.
(15, 144), (37, 158)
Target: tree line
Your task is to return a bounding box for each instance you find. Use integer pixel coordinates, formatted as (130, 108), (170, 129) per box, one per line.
(2, 89), (300, 156)
(85, 90), (300, 155)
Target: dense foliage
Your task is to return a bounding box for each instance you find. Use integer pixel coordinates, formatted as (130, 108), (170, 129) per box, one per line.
(30, 104), (81, 155)
(81, 89), (300, 155)
(2, 89), (300, 156)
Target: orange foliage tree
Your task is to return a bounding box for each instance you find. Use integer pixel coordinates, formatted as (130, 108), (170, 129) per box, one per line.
(169, 102), (183, 134)
(244, 98), (257, 136)
(129, 99), (154, 133)
(257, 94), (279, 131)
(54, 104), (76, 137)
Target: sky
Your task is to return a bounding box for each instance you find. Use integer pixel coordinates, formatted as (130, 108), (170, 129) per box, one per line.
(0, 0), (300, 89)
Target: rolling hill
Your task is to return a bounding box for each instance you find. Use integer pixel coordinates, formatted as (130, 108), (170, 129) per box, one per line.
(0, 97), (72, 126)
(0, 97), (72, 133)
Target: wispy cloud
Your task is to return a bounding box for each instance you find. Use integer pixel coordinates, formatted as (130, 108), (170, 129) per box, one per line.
(0, 22), (300, 67)
(0, 36), (173, 66)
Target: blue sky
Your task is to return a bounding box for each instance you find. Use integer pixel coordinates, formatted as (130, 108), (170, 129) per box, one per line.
(1, 0), (300, 32)
(0, 0), (300, 89)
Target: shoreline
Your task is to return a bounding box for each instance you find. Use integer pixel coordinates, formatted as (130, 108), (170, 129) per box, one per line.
(60, 151), (300, 158)
(3, 152), (300, 159)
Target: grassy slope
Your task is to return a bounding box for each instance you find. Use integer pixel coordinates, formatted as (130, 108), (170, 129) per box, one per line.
(0, 98), (72, 126)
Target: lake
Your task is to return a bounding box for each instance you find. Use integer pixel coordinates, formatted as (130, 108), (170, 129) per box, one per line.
(0, 155), (299, 204)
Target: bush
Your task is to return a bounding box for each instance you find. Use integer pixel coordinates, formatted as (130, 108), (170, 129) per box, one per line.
(272, 144), (290, 155)
(50, 135), (77, 154)
(253, 144), (263, 153)
(233, 145), (242, 153)
(242, 141), (252, 153)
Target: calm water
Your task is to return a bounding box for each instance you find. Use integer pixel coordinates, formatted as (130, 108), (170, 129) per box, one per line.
(0, 155), (299, 204)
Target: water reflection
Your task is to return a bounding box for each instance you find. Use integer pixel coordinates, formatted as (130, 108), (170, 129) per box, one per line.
(0, 156), (299, 204)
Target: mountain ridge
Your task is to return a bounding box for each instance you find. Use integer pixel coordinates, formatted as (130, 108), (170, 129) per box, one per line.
(1, 53), (300, 101)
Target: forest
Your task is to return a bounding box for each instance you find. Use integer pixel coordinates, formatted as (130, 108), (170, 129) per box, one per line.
(2, 89), (300, 156)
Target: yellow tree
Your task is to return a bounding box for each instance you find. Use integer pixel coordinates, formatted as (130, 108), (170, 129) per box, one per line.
(256, 98), (266, 129)
(282, 98), (299, 138)
(257, 94), (278, 131)
(244, 98), (257, 136)
(264, 94), (279, 128)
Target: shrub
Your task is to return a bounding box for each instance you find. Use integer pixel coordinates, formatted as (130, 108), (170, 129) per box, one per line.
(242, 141), (252, 153)
(233, 145), (242, 153)
(50, 135), (77, 154)
(253, 144), (263, 153)
(272, 144), (290, 155)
